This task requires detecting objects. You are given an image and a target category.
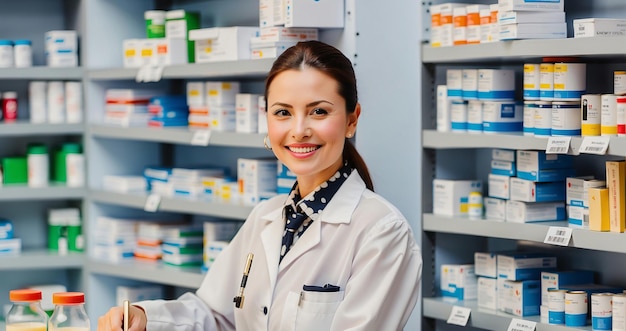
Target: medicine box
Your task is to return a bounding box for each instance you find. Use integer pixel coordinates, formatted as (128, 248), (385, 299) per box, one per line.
(205, 82), (240, 106)
(433, 179), (483, 216)
(150, 38), (188, 66)
(491, 160), (516, 177)
(568, 205), (589, 228)
(516, 167), (576, 182)
(237, 158), (278, 206)
(478, 277), (498, 310)
(0, 238), (21, 255)
(123, 39), (141, 68)
(259, 0), (286, 27)
(441, 264), (477, 301)
(498, 0), (564, 12)
(258, 27), (318, 42)
(501, 280), (541, 317)
(540, 270), (595, 306)
(165, 10), (200, 63)
(493, 149), (516, 162)
(186, 82), (205, 107)
(189, 27), (260, 63)
(497, 252), (557, 281)
(488, 174), (510, 200)
(437, 85), (451, 132)
(475, 252), (498, 278)
(236, 93), (261, 133)
(589, 187), (610, 232)
(606, 160), (626, 233)
(516, 150), (573, 172)
(0, 219), (14, 239)
(498, 11), (565, 25)
(505, 200), (566, 223)
(566, 176), (605, 207)
(485, 197), (507, 220)
(478, 69), (515, 100)
(509, 178), (565, 202)
(284, 0), (344, 28)
(573, 18), (626, 38)
(499, 22), (567, 40)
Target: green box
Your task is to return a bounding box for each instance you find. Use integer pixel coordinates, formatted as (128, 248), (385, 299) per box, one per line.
(165, 10), (200, 63)
(145, 10), (166, 38)
(2, 157), (27, 184)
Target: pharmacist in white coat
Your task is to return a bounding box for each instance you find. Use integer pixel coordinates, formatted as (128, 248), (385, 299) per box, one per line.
(97, 40), (422, 331)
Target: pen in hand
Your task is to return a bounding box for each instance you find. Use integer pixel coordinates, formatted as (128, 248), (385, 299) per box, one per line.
(123, 300), (129, 331)
(233, 253), (254, 309)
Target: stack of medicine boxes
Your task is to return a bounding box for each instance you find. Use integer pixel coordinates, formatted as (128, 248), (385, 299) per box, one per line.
(147, 95), (189, 127)
(487, 149), (571, 223)
(187, 81), (239, 131)
(497, 0), (566, 41)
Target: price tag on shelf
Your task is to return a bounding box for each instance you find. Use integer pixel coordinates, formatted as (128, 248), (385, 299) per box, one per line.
(135, 65), (164, 83)
(144, 193), (162, 212)
(135, 65), (148, 83)
(579, 136), (610, 155)
(546, 137), (571, 154)
(191, 130), (211, 146)
(446, 306), (471, 326)
(507, 318), (536, 331)
(544, 226), (572, 247)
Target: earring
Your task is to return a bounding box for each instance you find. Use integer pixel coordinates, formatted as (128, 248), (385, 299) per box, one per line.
(346, 132), (353, 138)
(264, 135), (272, 151)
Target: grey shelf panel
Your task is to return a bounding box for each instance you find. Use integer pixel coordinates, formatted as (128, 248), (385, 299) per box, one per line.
(89, 189), (254, 220)
(0, 121), (83, 136)
(87, 58), (273, 80)
(423, 130), (626, 156)
(0, 250), (84, 270)
(89, 125), (265, 148)
(422, 36), (626, 63)
(423, 297), (590, 331)
(424, 213), (626, 253)
(0, 185), (86, 201)
(0, 66), (83, 80)
(423, 130), (549, 150)
(87, 259), (204, 288)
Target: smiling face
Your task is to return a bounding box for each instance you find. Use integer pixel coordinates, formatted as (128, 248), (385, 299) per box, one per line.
(267, 67), (359, 196)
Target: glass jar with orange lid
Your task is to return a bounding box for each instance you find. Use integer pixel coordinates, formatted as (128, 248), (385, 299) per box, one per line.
(48, 292), (90, 331)
(6, 289), (48, 331)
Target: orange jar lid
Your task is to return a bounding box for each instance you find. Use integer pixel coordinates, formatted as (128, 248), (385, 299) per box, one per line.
(10, 289), (42, 302)
(53, 292), (85, 304)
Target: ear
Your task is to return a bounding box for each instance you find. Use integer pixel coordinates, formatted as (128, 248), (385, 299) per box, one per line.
(347, 103), (361, 132)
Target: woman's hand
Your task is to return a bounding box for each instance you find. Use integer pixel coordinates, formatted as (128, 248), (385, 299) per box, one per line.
(97, 304), (148, 331)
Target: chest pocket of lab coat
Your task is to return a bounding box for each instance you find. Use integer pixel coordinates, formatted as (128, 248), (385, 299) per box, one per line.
(283, 290), (345, 331)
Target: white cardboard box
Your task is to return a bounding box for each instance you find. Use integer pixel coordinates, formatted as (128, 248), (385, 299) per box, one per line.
(189, 27), (260, 63)
(236, 93), (261, 133)
(498, 0), (564, 12)
(237, 158), (278, 206)
(500, 22), (567, 40)
(284, 0), (344, 28)
(573, 18), (626, 38)
(498, 11), (565, 25)
(433, 179), (483, 216)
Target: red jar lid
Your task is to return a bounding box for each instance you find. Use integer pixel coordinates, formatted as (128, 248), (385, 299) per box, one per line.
(10, 289), (42, 302)
(53, 292), (85, 304)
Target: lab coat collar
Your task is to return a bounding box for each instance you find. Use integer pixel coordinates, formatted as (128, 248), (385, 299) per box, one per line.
(260, 171), (366, 273)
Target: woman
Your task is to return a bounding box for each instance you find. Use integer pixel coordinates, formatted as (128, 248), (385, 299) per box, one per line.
(98, 40), (422, 331)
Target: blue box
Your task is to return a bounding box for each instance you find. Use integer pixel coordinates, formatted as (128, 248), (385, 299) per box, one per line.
(491, 160), (516, 177)
(517, 167), (576, 182)
(510, 178), (565, 202)
(502, 280), (541, 316)
(497, 252), (557, 281)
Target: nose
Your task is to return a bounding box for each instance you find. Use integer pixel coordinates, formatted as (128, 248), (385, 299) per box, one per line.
(292, 114), (311, 140)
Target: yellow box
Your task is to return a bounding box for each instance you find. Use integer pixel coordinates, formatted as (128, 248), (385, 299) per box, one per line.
(589, 187), (609, 232)
(606, 161), (626, 232)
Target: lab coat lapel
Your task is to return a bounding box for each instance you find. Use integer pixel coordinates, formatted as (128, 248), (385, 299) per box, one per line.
(261, 207), (284, 291)
(278, 216), (321, 271)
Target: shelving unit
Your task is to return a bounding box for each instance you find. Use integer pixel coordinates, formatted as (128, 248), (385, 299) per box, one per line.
(420, 1), (626, 331)
(87, 259), (204, 288)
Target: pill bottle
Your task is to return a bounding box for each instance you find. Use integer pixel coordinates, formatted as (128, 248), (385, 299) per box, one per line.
(3, 91), (18, 121)
(54, 142), (82, 183)
(0, 39), (14, 67)
(27, 143), (49, 187)
(14, 39), (33, 67)
(6, 289), (48, 331)
(48, 292), (90, 331)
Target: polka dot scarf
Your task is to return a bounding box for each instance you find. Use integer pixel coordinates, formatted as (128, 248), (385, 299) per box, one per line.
(280, 164), (353, 263)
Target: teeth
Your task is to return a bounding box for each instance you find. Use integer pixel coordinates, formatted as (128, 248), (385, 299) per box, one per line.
(289, 146), (318, 153)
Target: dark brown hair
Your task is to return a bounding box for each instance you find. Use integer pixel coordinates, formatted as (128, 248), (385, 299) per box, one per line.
(264, 40), (374, 191)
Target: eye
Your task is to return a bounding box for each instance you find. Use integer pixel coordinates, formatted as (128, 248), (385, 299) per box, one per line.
(272, 108), (290, 117)
(311, 107), (328, 115)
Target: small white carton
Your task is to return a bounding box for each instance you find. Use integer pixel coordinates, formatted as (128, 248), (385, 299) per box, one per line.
(189, 27), (260, 63)
(186, 82), (205, 107)
(433, 179), (483, 216)
(205, 81), (240, 106)
(236, 93), (261, 133)
(441, 264), (477, 301)
(123, 39), (142, 68)
(499, 22), (567, 40)
(485, 197), (507, 220)
(284, 0), (344, 28)
(505, 200), (566, 223)
(488, 174), (510, 200)
(498, 0), (564, 12)
(573, 18), (626, 38)
(475, 252), (498, 278)
(498, 11), (565, 25)
(237, 158), (278, 206)
(151, 38), (188, 66)
(566, 177), (605, 207)
(497, 252), (557, 281)
(478, 276), (498, 310)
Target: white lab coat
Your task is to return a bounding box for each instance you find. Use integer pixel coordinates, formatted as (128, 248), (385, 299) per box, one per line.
(138, 171), (422, 331)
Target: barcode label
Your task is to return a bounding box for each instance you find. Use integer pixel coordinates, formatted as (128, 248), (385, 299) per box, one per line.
(546, 137), (571, 154)
(544, 226), (572, 246)
(579, 136), (610, 155)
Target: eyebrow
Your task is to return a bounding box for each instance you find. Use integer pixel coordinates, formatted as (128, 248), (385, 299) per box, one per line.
(270, 100), (335, 108)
